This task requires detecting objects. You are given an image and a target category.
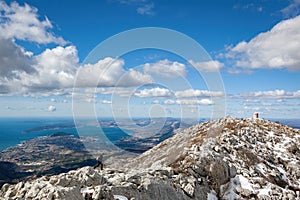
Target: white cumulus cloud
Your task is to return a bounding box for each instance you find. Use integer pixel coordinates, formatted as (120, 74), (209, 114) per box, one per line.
(4, 46), (78, 92)
(164, 99), (176, 105)
(1, 47), (153, 94)
(101, 100), (112, 104)
(176, 99), (214, 105)
(0, 1), (155, 96)
(163, 98), (214, 105)
(228, 15), (300, 71)
(134, 87), (172, 98)
(238, 89), (300, 99)
(189, 60), (224, 72)
(175, 89), (224, 98)
(152, 100), (160, 104)
(0, 39), (34, 78)
(0, 1), (66, 82)
(0, 1), (65, 44)
(48, 105), (56, 112)
(143, 59), (187, 78)
(77, 57), (152, 87)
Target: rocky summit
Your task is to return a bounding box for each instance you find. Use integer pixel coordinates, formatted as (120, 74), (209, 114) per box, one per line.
(1, 116), (300, 200)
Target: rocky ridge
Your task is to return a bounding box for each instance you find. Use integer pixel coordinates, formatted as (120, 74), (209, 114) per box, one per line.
(1, 116), (300, 199)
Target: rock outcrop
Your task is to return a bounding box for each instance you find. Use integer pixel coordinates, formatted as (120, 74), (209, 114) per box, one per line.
(1, 116), (300, 199)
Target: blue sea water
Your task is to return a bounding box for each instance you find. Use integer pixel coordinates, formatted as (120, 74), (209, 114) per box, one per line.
(0, 118), (131, 151)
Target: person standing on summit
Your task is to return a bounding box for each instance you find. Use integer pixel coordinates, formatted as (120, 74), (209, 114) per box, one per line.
(94, 154), (104, 170)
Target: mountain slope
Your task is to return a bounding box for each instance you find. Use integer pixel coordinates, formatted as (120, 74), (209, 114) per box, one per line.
(1, 116), (300, 199)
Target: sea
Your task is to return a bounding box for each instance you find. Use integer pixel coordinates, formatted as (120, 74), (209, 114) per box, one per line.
(0, 117), (299, 152)
(0, 118), (131, 151)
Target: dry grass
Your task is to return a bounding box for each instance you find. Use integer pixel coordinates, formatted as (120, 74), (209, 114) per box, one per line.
(189, 131), (207, 145)
(169, 153), (187, 174)
(237, 148), (260, 166)
(223, 122), (238, 130)
(223, 121), (249, 130)
(207, 125), (224, 138)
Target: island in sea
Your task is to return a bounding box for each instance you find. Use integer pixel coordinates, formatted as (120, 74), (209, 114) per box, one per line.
(0, 117), (198, 187)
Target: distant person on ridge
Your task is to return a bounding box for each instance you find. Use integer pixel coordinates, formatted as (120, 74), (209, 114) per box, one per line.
(94, 154), (104, 170)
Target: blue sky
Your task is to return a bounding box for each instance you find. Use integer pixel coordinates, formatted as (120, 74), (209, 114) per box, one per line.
(0, 0), (300, 119)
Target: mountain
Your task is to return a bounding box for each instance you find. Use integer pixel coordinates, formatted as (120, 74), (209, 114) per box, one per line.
(1, 116), (300, 199)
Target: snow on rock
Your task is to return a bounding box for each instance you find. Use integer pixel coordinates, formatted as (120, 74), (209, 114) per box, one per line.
(236, 175), (255, 197)
(1, 116), (300, 199)
(207, 190), (218, 200)
(114, 194), (128, 200)
(257, 183), (271, 198)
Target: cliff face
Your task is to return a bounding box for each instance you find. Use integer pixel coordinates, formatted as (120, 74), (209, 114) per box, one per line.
(1, 117), (300, 200)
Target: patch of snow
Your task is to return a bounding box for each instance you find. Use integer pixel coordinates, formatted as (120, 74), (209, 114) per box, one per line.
(266, 141), (273, 149)
(256, 163), (266, 174)
(207, 190), (218, 200)
(275, 135), (293, 148)
(268, 131), (274, 137)
(107, 173), (126, 184)
(238, 175), (254, 192)
(107, 177), (118, 183)
(277, 166), (288, 182)
(80, 187), (94, 194)
(114, 195), (128, 200)
(258, 184), (271, 197)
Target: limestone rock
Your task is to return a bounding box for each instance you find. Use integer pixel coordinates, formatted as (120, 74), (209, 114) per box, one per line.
(1, 116), (300, 199)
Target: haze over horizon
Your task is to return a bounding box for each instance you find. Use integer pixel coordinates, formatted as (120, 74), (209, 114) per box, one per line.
(0, 0), (300, 119)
